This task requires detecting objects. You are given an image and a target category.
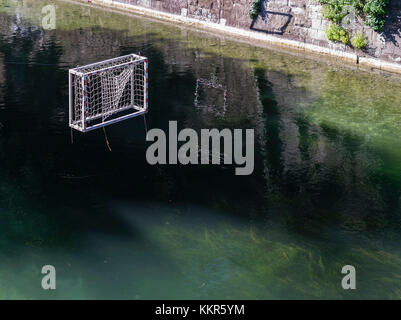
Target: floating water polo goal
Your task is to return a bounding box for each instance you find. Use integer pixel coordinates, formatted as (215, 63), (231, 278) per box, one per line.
(69, 54), (148, 132)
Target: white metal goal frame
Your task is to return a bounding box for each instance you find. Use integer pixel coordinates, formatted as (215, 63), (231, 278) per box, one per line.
(69, 54), (148, 132)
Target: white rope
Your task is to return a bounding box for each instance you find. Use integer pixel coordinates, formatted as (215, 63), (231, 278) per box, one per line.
(100, 68), (132, 121)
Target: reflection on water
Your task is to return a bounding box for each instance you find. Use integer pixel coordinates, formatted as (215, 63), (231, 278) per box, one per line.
(1, 0), (401, 299)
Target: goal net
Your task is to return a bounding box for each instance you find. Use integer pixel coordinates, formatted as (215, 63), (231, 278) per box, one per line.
(69, 54), (148, 132)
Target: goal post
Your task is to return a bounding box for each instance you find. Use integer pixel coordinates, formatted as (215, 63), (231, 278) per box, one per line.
(69, 54), (148, 132)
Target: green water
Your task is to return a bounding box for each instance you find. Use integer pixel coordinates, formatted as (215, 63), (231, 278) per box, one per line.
(1, 0), (401, 299)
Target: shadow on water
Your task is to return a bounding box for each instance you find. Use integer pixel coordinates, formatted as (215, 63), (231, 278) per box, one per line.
(1, 0), (401, 299)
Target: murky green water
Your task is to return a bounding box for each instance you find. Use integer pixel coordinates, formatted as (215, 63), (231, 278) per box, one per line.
(1, 0), (401, 299)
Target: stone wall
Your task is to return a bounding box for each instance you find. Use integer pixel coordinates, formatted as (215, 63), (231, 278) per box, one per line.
(107, 0), (401, 65)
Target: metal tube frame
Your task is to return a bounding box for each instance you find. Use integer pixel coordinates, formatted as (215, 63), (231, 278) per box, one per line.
(69, 54), (149, 133)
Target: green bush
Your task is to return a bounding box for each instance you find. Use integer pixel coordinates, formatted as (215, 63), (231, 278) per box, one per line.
(326, 24), (349, 44)
(363, 0), (389, 31)
(319, 0), (366, 22)
(320, 0), (350, 23)
(351, 0), (365, 12)
(351, 32), (369, 49)
(249, 0), (263, 20)
(365, 15), (386, 31)
(319, 0), (389, 32)
(364, 0), (388, 16)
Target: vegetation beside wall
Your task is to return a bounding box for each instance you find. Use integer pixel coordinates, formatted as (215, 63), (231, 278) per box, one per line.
(350, 31), (369, 49)
(319, 0), (389, 49)
(363, 0), (389, 31)
(249, 0), (263, 19)
(326, 24), (349, 44)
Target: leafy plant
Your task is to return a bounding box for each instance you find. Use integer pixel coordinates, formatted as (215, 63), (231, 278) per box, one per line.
(319, 0), (365, 22)
(365, 15), (386, 31)
(326, 24), (350, 44)
(363, 0), (388, 16)
(363, 0), (389, 31)
(351, 31), (369, 49)
(351, 0), (365, 13)
(249, 0), (263, 20)
(320, 0), (350, 23)
(319, 0), (388, 46)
